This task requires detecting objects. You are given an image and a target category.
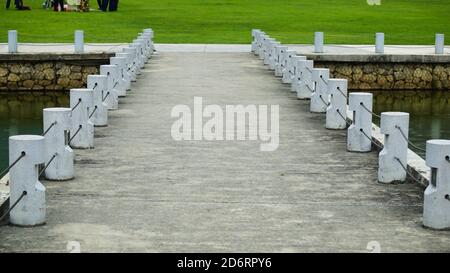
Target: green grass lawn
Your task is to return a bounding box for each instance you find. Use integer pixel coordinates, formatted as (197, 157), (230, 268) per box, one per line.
(0, 0), (449, 44)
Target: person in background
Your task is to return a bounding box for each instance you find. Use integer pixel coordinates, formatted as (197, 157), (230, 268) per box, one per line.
(101, 0), (108, 11)
(109, 0), (118, 11)
(9, 0), (30, 10)
(53, 0), (64, 11)
(97, 0), (102, 9)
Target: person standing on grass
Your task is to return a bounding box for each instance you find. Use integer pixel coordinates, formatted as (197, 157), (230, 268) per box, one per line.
(101, 0), (109, 11)
(53, 0), (64, 11)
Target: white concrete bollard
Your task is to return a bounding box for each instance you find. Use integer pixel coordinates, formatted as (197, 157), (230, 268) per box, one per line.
(258, 35), (267, 60)
(255, 31), (264, 56)
(134, 38), (148, 65)
(296, 60), (314, 99)
(435, 34), (444, 54)
(143, 28), (155, 54)
(290, 56), (307, 92)
(268, 41), (281, 70)
(326, 79), (348, 129)
(122, 47), (138, 82)
(115, 52), (133, 90)
(378, 112), (410, 183)
(128, 44), (142, 75)
(8, 135), (46, 226)
(314, 32), (324, 53)
(423, 139), (450, 229)
(274, 46), (288, 77)
(263, 38), (276, 65)
(100, 65), (120, 110)
(282, 50), (296, 84)
(311, 68), (329, 113)
(70, 89), (94, 149)
(87, 75), (108, 127)
(43, 108), (74, 181)
(74, 30), (84, 54)
(8, 30), (18, 53)
(110, 57), (128, 97)
(347, 93), (373, 152)
(375, 32), (384, 54)
(251, 29), (261, 53)
(131, 41), (145, 70)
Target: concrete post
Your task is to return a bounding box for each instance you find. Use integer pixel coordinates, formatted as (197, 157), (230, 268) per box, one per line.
(131, 42), (145, 71)
(8, 30), (18, 53)
(70, 89), (94, 149)
(251, 29), (261, 53)
(100, 65), (120, 110)
(143, 28), (155, 54)
(74, 30), (84, 54)
(115, 52), (133, 90)
(311, 68), (329, 113)
(275, 46), (288, 77)
(255, 31), (264, 56)
(263, 38), (275, 65)
(122, 47), (138, 82)
(326, 79), (348, 129)
(282, 50), (296, 84)
(87, 75), (108, 127)
(314, 32), (324, 53)
(297, 60), (314, 99)
(378, 112), (409, 183)
(134, 38), (149, 63)
(435, 34), (444, 55)
(8, 135), (46, 226)
(268, 41), (281, 70)
(423, 139), (450, 229)
(347, 93), (373, 152)
(290, 56), (307, 92)
(43, 108), (74, 181)
(375, 33), (384, 54)
(258, 34), (267, 60)
(129, 43), (142, 75)
(110, 57), (128, 97)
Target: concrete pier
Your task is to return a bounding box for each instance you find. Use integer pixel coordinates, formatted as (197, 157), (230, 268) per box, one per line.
(0, 48), (449, 252)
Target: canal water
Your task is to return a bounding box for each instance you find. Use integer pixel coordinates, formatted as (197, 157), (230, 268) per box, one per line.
(0, 92), (69, 173)
(0, 90), (449, 173)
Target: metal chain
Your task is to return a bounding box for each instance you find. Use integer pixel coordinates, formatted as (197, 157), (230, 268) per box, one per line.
(336, 87), (348, 98)
(319, 75), (328, 85)
(360, 128), (383, 150)
(114, 81), (119, 88)
(0, 191), (27, 223)
(305, 66), (312, 73)
(69, 125), (83, 145)
(394, 157), (421, 184)
(319, 95), (330, 106)
(71, 98), (82, 111)
(360, 102), (381, 118)
(306, 83), (314, 93)
(336, 109), (352, 126)
(102, 92), (110, 102)
(89, 106), (98, 119)
(0, 151), (26, 179)
(92, 83), (98, 90)
(39, 153), (58, 177)
(395, 125), (426, 152)
(42, 121), (57, 136)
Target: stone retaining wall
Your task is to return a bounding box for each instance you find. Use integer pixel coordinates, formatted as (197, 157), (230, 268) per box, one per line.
(0, 53), (113, 91)
(0, 62), (98, 91)
(314, 62), (450, 90)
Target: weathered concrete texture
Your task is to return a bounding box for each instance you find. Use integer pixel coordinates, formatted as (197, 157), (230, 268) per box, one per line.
(1, 52), (449, 252)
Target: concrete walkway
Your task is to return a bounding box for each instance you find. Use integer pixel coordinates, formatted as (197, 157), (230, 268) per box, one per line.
(0, 50), (449, 252)
(1, 43), (449, 55)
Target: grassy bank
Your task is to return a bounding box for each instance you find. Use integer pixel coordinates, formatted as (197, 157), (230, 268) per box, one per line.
(0, 0), (449, 44)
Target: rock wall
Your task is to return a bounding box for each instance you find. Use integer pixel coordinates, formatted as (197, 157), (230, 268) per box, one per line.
(315, 62), (450, 90)
(0, 62), (98, 91)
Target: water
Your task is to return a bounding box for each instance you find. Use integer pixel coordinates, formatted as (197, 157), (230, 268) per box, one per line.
(0, 90), (449, 173)
(0, 92), (69, 173)
(372, 90), (450, 158)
